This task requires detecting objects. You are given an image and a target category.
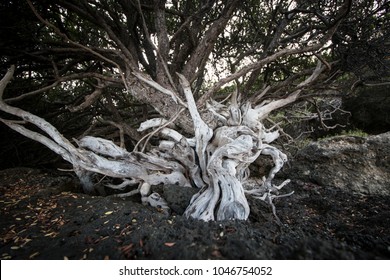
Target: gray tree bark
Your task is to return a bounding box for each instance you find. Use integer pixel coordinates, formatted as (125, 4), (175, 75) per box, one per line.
(1, 63), (326, 221)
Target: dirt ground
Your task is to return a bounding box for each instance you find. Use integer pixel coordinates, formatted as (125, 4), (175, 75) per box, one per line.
(0, 167), (389, 260)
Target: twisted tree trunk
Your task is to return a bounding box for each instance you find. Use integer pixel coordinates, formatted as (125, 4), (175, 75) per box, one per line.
(0, 64), (323, 221)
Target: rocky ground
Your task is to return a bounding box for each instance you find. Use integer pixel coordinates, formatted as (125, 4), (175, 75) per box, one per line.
(1, 164), (389, 260)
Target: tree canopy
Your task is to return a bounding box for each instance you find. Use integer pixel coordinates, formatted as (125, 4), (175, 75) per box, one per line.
(1, 1), (388, 136)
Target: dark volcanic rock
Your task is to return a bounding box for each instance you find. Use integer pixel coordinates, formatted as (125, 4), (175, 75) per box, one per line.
(162, 184), (199, 215)
(283, 132), (390, 195)
(343, 84), (390, 134)
(1, 167), (390, 260)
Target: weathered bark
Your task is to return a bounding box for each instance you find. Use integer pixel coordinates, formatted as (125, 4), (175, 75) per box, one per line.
(1, 58), (326, 220)
(0, 0), (363, 223)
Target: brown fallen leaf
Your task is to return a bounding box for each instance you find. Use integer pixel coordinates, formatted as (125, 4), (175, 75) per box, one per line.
(211, 250), (222, 258)
(44, 232), (58, 237)
(29, 252), (40, 259)
(120, 244), (134, 257)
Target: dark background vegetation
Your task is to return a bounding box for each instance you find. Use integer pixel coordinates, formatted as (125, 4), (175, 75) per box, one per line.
(1, 0), (389, 169)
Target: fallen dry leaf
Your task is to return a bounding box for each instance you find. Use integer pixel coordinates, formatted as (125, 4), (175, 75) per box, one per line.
(29, 252), (40, 259)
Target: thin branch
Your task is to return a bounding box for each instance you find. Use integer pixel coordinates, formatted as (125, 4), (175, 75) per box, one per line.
(198, 45), (326, 107)
(135, 0), (177, 91)
(67, 82), (106, 112)
(5, 72), (120, 103)
(26, 0), (130, 92)
(133, 107), (185, 152)
(197, 0), (352, 106)
(314, 52), (331, 71)
(0, 65), (84, 160)
(182, 0), (239, 83)
(132, 72), (187, 107)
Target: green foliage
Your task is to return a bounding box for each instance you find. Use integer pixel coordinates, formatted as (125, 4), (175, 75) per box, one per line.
(339, 129), (368, 138)
(318, 129), (368, 141)
(333, 0), (390, 80)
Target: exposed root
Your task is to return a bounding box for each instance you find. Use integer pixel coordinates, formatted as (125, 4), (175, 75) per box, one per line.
(0, 66), (308, 221)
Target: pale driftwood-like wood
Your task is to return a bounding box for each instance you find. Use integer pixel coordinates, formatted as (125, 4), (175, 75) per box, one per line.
(1, 0), (355, 222)
(1, 65), (308, 221)
(178, 73), (214, 185)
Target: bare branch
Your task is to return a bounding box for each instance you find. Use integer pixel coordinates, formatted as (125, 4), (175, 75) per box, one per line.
(26, 0), (130, 91)
(182, 0), (239, 83)
(197, 0), (352, 106)
(67, 82), (106, 112)
(135, 0), (177, 90)
(198, 45), (324, 106)
(178, 72), (213, 183)
(133, 72), (186, 107)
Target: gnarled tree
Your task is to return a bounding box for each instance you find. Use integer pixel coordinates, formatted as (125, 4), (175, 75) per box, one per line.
(0, 0), (364, 221)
